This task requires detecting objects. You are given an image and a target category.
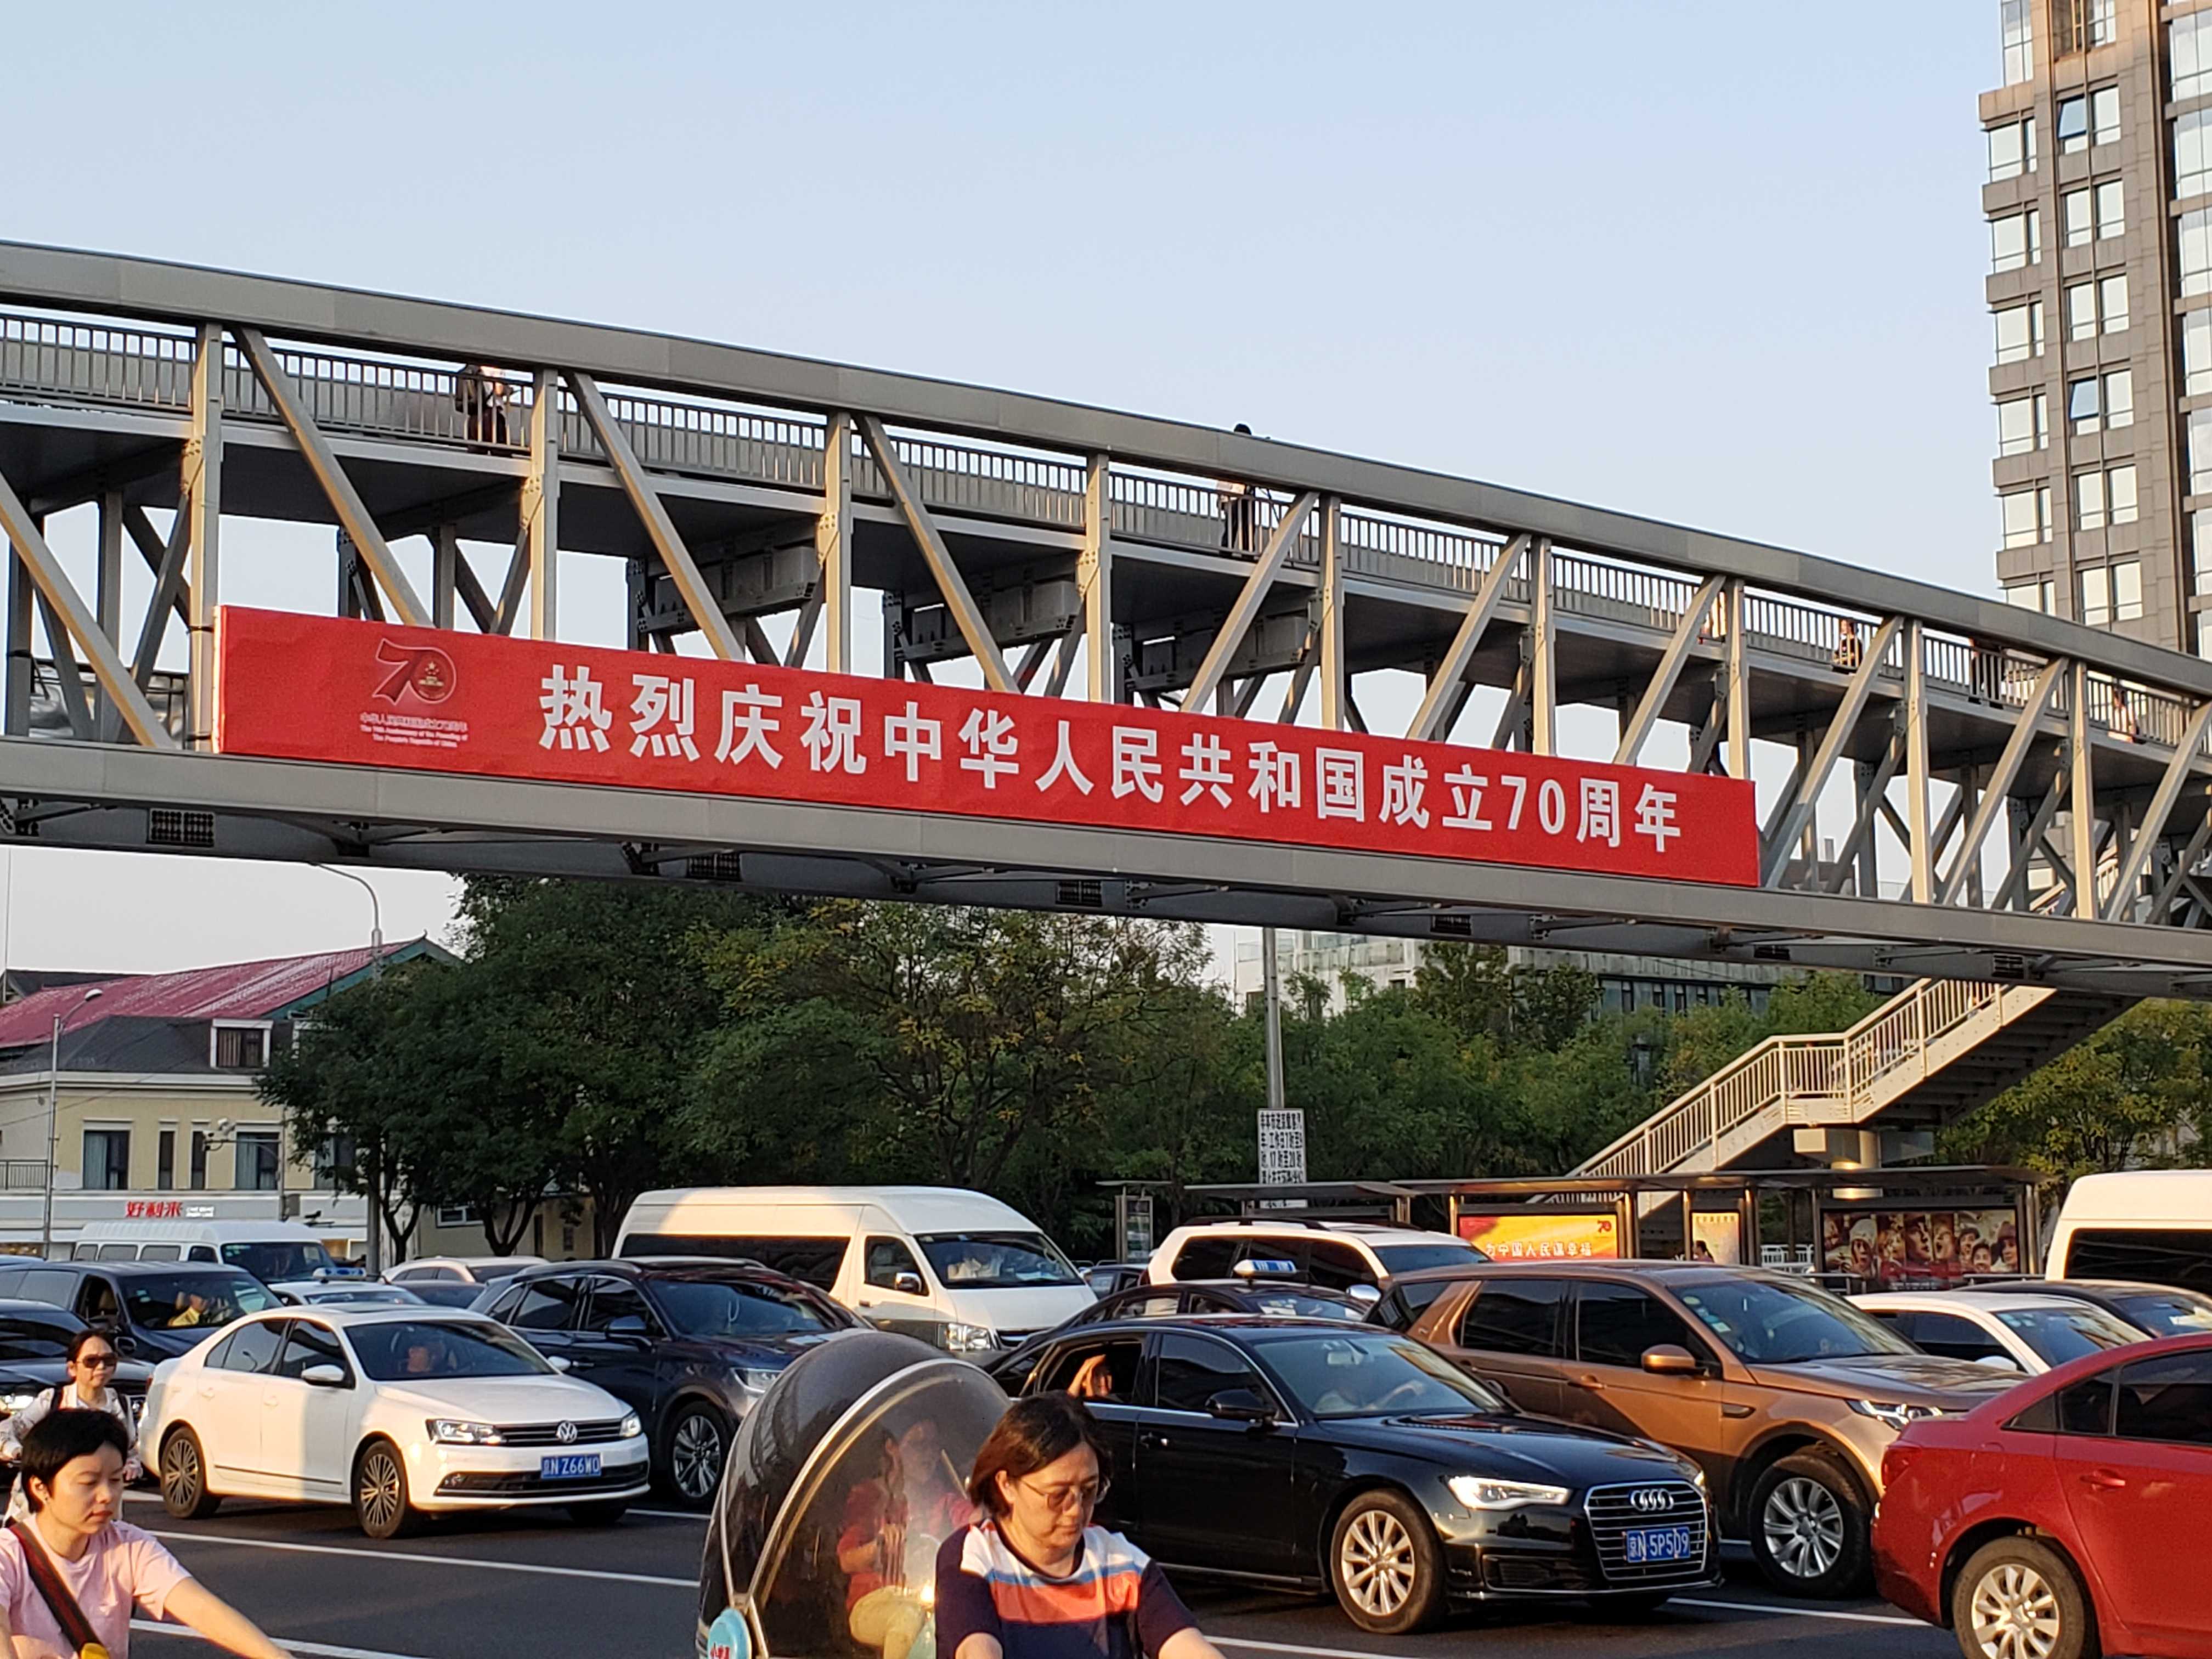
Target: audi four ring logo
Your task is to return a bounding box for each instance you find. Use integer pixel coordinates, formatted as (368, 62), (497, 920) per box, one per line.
(1629, 1488), (1674, 1513)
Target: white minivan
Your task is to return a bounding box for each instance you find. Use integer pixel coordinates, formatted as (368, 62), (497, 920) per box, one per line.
(71, 1220), (345, 1285)
(2046, 1170), (2212, 1294)
(614, 1186), (1094, 1353)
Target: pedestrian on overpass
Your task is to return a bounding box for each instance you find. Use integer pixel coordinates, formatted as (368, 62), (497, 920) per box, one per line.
(1218, 425), (1257, 553)
(0, 1410), (287, 1659)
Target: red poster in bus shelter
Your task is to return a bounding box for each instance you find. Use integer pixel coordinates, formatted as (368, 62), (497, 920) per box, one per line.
(213, 608), (1758, 887)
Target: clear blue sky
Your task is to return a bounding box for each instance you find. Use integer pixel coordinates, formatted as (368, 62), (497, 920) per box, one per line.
(2, 2), (2001, 972)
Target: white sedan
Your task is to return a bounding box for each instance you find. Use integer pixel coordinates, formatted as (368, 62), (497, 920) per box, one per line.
(1850, 1288), (2148, 1374)
(143, 1306), (649, 1538)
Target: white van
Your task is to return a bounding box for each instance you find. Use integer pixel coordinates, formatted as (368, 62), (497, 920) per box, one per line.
(614, 1186), (1095, 1353)
(2047, 1170), (2212, 1295)
(70, 1220), (344, 1285)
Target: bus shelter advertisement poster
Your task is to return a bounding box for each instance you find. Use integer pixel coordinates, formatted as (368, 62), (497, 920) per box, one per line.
(1821, 1207), (2023, 1281)
(1455, 1211), (1621, 1261)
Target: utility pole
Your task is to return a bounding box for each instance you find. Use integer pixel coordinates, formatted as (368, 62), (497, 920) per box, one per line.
(1261, 927), (1286, 1114)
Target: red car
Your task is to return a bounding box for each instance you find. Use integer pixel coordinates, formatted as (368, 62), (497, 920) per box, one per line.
(1873, 1332), (2212, 1659)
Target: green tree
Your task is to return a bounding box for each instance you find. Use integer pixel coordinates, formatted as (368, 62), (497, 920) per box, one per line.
(1411, 944), (1598, 1052)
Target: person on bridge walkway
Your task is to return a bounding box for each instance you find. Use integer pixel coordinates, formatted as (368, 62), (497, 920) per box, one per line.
(936, 1394), (1225, 1659)
(0, 1409), (287, 1659)
(1832, 617), (1864, 673)
(1218, 424), (1257, 553)
(454, 362), (511, 447)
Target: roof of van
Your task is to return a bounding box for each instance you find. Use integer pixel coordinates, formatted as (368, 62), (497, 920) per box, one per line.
(74, 1220), (328, 1242)
(623, 1186), (1037, 1231)
(2057, 1170), (2212, 1223)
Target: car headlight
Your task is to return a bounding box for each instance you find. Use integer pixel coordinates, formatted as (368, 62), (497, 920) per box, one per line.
(0, 1393), (41, 1416)
(944, 1322), (998, 1354)
(1447, 1476), (1571, 1511)
(1849, 1399), (1947, 1433)
(428, 1419), (505, 1445)
(619, 1413), (643, 1439)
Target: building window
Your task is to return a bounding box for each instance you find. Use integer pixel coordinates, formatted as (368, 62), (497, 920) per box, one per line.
(2094, 179), (2123, 240)
(1998, 392), (2047, 454)
(2002, 0), (2033, 81)
(211, 1024), (267, 1070)
(2068, 376), (2101, 433)
(2192, 409), (2212, 494)
(2108, 465), (2137, 526)
(2181, 112), (2212, 205)
(2001, 484), (2052, 547)
(2006, 579), (2057, 613)
(2076, 469), (2108, 531)
(235, 1131), (280, 1192)
(436, 1205), (479, 1229)
(156, 1130), (174, 1193)
(1988, 115), (2038, 181)
(2183, 210), (2212, 298)
(2080, 562), (2143, 627)
(2194, 514), (2212, 595)
(1994, 300), (2045, 364)
(2057, 95), (2087, 153)
(2063, 188), (2091, 248)
(2067, 281), (2098, 341)
(82, 1130), (129, 1192)
(2177, 10), (2212, 101)
(2103, 368), (2132, 428)
(1991, 209), (2040, 273)
(2099, 273), (2128, 334)
(2091, 84), (2119, 146)
(2185, 311), (2212, 396)
(189, 1130), (207, 1190)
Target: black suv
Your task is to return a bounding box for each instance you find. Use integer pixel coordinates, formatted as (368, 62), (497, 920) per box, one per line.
(476, 1258), (861, 1508)
(0, 1262), (280, 1362)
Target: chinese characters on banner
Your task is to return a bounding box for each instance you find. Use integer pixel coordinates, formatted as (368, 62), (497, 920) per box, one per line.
(1456, 1211), (1621, 1261)
(1257, 1109), (1307, 1186)
(213, 609), (1758, 885)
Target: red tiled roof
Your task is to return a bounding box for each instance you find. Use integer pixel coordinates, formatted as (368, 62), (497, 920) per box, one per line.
(0, 943), (416, 1047)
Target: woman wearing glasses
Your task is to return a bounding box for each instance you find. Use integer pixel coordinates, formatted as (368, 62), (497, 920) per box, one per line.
(936, 1395), (1225, 1659)
(2, 1331), (140, 1515)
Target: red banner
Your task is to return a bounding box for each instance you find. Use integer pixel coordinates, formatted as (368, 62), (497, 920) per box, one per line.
(214, 608), (1757, 886)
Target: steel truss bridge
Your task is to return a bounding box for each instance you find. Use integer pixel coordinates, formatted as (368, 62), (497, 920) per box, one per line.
(1, 241), (2210, 1000)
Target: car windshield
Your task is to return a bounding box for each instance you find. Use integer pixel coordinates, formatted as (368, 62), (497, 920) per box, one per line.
(653, 1278), (843, 1338)
(1995, 1305), (2145, 1366)
(310, 1288), (417, 1305)
(1373, 1243), (1487, 1275)
(1675, 1274), (1914, 1363)
(1257, 1330), (1509, 1418)
(220, 1242), (336, 1283)
(349, 1319), (553, 1380)
(119, 1272), (279, 1331)
(2114, 1291), (2212, 1337)
(917, 1232), (1080, 1288)
(1242, 1291), (1366, 1321)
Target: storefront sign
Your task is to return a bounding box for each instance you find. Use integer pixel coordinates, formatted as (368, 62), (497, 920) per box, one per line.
(122, 1200), (185, 1220)
(215, 610), (1759, 886)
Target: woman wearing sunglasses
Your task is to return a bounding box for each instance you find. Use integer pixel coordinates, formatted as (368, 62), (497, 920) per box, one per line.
(1, 1331), (141, 1514)
(936, 1395), (1226, 1659)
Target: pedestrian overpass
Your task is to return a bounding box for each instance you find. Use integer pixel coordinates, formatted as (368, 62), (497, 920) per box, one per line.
(2, 241), (2211, 1005)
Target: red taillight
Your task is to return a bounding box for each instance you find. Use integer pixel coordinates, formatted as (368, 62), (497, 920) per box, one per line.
(1883, 1443), (1918, 1488)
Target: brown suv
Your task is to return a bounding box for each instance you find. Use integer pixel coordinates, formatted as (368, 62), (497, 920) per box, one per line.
(1393, 1261), (2019, 1598)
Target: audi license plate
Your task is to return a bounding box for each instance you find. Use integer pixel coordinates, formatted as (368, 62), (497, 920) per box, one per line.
(540, 1453), (601, 1480)
(1621, 1524), (1695, 1564)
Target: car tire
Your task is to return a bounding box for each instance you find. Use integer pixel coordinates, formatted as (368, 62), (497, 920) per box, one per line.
(159, 1428), (221, 1521)
(353, 1438), (420, 1541)
(1748, 1449), (1870, 1598)
(568, 1500), (630, 1527)
(1328, 1490), (1446, 1635)
(662, 1401), (730, 1510)
(1950, 1537), (2097, 1659)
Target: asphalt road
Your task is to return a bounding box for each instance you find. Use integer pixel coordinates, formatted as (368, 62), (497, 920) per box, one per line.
(117, 1494), (1957, 1659)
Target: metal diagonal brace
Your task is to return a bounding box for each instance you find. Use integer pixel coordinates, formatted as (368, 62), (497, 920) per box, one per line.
(569, 372), (742, 660)
(857, 415), (1014, 693)
(1759, 615), (1902, 884)
(1178, 489), (1323, 713)
(1614, 574), (1723, 765)
(234, 328), (428, 627)
(2102, 699), (2212, 921)
(0, 466), (177, 748)
(1407, 534), (1528, 743)
(122, 507), (191, 632)
(1936, 656), (2066, 907)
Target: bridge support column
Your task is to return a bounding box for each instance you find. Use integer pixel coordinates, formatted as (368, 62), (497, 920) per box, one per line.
(2068, 661), (2097, 916)
(94, 491), (122, 739)
(1526, 535), (1555, 755)
(1318, 496), (1344, 731)
(1078, 450), (1114, 702)
(183, 323), (223, 749)
(4, 530), (31, 738)
(522, 368), (560, 641)
(1406, 532), (1525, 743)
(1903, 620), (1932, 902)
(811, 413), (855, 675)
(432, 526), (459, 631)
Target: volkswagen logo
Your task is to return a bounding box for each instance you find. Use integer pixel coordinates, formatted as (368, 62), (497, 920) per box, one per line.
(1629, 1487), (1674, 1513)
(556, 1421), (578, 1445)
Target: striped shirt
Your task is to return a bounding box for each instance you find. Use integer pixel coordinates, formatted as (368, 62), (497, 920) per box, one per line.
(935, 1522), (1195, 1659)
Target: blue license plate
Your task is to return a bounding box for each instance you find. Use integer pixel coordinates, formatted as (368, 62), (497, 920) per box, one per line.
(1622, 1524), (1695, 1564)
(540, 1454), (601, 1480)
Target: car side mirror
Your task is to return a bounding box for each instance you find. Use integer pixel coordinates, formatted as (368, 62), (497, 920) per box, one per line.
(546, 1355), (572, 1373)
(892, 1271), (926, 1297)
(1975, 1353), (2023, 1372)
(1206, 1387), (1275, 1425)
(112, 1334), (136, 1357)
(1641, 1345), (1701, 1376)
(605, 1315), (650, 1341)
(301, 1364), (347, 1388)
(1346, 1284), (1381, 1305)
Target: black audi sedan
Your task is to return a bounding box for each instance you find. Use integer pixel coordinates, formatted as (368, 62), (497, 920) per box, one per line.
(992, 1316), (1718, 1634)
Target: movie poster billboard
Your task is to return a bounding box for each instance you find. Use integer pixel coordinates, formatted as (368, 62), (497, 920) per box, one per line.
(1820, 1205), (2022, 1282)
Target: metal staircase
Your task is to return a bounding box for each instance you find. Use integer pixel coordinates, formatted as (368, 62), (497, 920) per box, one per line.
(1573, 978), (2135, 1179)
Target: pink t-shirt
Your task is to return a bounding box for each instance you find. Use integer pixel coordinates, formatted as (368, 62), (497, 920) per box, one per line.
(0, 1521), (191, 1659)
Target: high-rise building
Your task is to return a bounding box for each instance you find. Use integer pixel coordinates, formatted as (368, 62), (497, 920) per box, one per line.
(1982, 1), (2212, 655)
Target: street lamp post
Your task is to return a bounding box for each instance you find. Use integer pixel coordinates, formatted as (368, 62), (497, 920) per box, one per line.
(315, 866), (384, 1273)
(40, 986), (103, 1259)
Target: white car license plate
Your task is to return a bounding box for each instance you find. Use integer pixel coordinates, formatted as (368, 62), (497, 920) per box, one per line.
(540, 1454), (601, 1480)
(1622, 1524), (1694, 1564)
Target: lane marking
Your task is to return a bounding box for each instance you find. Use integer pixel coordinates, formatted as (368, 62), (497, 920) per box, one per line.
(142, 1528), (694, 1588)
(135, 1621), (437, 1659)
(1671, 1597), (1920, 1627)
(631, 1508), (710, 1522)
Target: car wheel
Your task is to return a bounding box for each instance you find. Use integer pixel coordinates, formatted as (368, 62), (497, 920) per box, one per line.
(159, 1429), (221, 1520)
(1329, 1490), (1446, 1635)
(1950, 1537), (2096, 1659)
(1748, 1451), (1870, 1598)
(663, 1402), (730, 1510)
(568, 1500), (630, 1527)
(353, 1439), (419, 1541)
